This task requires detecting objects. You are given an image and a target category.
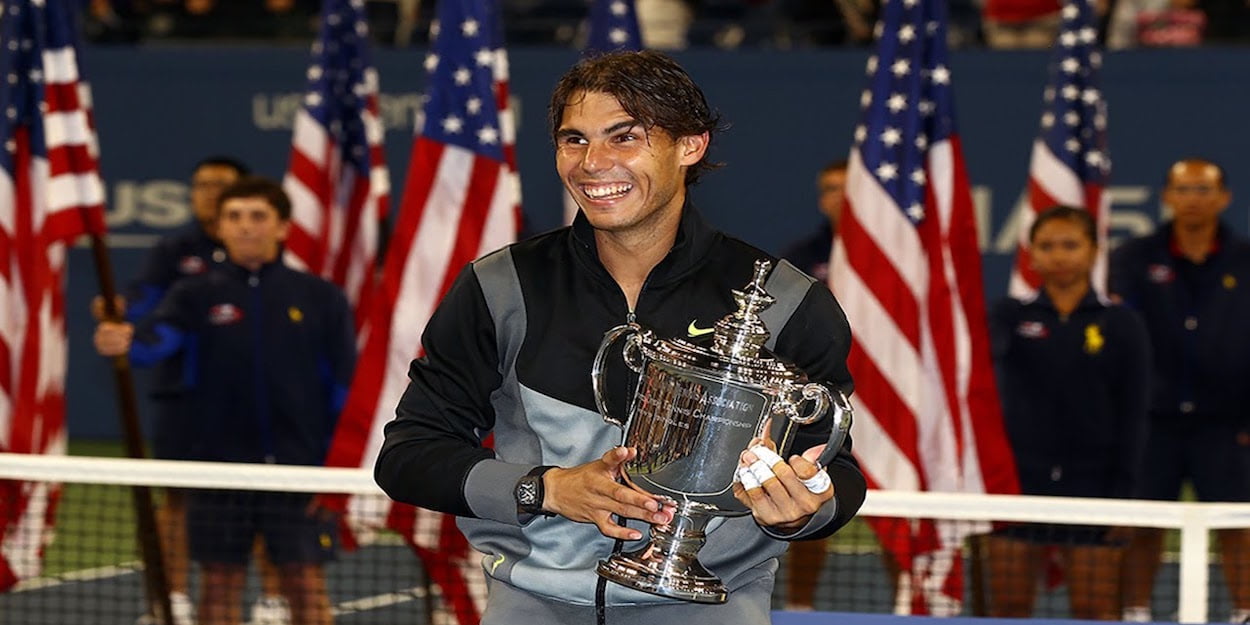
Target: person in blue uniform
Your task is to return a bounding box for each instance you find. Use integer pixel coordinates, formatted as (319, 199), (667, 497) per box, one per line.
(94, 156), (246, 625)
(780, 158), (846, 283)
(985, 205), (1150, 620)
(94, 176), (355, 625)
(1111, 158), (1250, 624)
(778, 157), (849, 611)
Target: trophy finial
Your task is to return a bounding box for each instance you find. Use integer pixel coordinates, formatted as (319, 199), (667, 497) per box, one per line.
(712, 259), (775, 360)
(750, 259), (770, 288)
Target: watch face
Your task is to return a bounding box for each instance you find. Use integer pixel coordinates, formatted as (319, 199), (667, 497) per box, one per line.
(516, 478), (540, 507)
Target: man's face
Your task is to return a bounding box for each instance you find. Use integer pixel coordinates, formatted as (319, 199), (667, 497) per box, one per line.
(1163, 160), (1230, 230)
(190, 164), (242, 230)
(817, 167), (847, 226)
(555, 91), (707, 236)
(217, 196), (288, 268)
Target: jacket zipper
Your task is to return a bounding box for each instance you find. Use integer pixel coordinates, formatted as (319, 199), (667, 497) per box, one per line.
(249, 272), (277, 464)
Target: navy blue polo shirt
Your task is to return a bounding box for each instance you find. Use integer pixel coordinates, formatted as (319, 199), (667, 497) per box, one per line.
(1109, 222), (1250, 421)
(780, 221), (835, 282)
(132, 260), (355, 465)
(989, 290), (1150, 499)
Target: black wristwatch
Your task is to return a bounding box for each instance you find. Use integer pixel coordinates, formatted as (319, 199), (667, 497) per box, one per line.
(514, 465), (557, 516)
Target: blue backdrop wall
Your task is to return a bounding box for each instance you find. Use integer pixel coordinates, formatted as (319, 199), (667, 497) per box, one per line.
(67, 46), (1250, 440)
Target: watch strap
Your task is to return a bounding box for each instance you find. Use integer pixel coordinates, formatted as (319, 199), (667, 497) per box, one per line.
(516, 465), (557, 517)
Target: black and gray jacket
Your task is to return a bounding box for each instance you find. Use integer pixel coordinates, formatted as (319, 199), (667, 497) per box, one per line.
(375, 205), (866, 607)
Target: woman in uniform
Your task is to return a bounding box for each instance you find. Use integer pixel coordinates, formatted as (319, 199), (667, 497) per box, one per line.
(985, 205), (1150, 620)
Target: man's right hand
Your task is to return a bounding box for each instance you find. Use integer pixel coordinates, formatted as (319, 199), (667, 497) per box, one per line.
(94, 321), (134, 357)
(541, 446), (675, 541)
(90, 295), (127, 321)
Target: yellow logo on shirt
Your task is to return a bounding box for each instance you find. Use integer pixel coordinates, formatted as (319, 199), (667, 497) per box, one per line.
(1084, 324), (1104, 355)
(289, 306), (304, 323)
(1224, 274), (1237, 290)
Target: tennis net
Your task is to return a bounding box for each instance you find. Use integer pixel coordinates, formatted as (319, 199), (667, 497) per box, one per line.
(2, 451), (1249, 624)
(0, 452), (443, 625)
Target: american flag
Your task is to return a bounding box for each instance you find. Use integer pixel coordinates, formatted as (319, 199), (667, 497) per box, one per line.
(322, 0), (521, 621)
(282, 0), (390, 336)
(1007, 0), (1110, 298)
(587, 0), (642, 53)
(0, 0), (106, 590)
(827, 0), (1018, 614)
(563, 0), (642, 224)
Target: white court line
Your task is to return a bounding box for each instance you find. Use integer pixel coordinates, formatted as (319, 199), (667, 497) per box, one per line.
(13, 548), (429, 619)
(331, 587), (427, 616)
(13, 560), (141, 591)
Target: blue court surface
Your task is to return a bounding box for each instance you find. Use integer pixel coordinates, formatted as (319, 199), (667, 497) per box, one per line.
(773, 614), (1179, 625)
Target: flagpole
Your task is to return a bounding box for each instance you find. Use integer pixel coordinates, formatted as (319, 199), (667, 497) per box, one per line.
(84, 230), (175, 625)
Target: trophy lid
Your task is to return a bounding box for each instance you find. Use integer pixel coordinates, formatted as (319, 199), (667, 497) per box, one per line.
(638, 259), (808, 387)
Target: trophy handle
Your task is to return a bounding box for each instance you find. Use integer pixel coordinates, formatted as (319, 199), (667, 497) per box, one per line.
(814, 389), (854, 469)
(782, 384), (854, 469)
(592, 323), (642, 428)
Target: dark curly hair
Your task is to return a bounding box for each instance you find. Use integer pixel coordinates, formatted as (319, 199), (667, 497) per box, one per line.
(548, 50), (727, 185)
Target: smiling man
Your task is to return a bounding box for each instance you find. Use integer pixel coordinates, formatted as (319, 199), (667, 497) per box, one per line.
(374, 51), (865, 624)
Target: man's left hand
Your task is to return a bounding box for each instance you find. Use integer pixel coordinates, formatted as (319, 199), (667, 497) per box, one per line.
(731, 441), (833, 534)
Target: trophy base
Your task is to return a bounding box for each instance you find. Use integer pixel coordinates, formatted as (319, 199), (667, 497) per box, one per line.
(595, 506), (727, 604)
(597, 551), (727, 604)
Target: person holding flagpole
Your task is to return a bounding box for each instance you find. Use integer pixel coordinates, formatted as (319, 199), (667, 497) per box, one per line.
(374, 50), (865, 624)
(98, 155), (242, 625)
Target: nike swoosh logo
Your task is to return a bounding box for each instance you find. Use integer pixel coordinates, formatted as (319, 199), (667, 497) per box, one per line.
(687, 320), (715, 337)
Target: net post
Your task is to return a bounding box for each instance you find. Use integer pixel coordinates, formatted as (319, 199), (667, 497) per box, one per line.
(1177, 505), (1210, 623)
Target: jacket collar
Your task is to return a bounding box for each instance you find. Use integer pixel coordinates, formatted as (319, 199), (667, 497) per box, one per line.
(222, 257), (285, 279)
(1151, 219), (1230, 260)
(568, 200), (721, 289)
(1028, 286), (1105, 314)
(191, 221), (220, 245)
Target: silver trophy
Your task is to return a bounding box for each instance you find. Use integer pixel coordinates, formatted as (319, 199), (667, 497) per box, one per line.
(591, 259), (853, 604)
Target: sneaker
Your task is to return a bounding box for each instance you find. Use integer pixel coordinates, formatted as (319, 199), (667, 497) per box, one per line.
(1123, 606), (1152, 623)
(171, 592), (195, 625)
(249, 595), (292, 625)
(136, 591), (195, 625)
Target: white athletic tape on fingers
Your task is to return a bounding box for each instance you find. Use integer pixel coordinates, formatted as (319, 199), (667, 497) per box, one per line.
(801, 470), (832, 495)
(749, 445), (785, 469)
(737, 466), (762, 490)
(747, 459), (776, 485)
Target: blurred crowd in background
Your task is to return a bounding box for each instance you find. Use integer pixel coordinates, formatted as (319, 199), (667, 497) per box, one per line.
(84, 0), (1249, 49)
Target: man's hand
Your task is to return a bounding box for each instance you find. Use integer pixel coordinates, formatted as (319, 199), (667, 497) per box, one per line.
(542, 446), (675, 541)
(94, 321), (134, 357)
(732, 440), (834, 534)
(90, 295), (126, 321)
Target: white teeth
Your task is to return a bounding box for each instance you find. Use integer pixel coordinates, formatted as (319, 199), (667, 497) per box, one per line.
(583, 183), (631, 199)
